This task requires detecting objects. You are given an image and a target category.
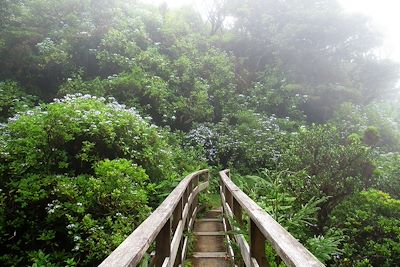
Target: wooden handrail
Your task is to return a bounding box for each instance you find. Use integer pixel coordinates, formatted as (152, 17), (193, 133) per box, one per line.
(219, 169), (324, 267)
(99, 169), (209, 267)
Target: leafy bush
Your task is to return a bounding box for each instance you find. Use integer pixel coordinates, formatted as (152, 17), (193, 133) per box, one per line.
(306, 230), (343, 264)
(0, 81), (36, 122)
(1, 94), (173, 181)
(245, 68), (308, 120)
(332, 102), (400, 150)
(58, 68), (174, 125)
(3, 160), (151, 266)
(0, 94), (198, 266)
(232, 171), (342, 264)
(329, 190), (400, 266)
(374, 152), (400, 199)
(278, 124), (374, 231)
(235, 171), (326, 239)
(188, 111), (295, 172)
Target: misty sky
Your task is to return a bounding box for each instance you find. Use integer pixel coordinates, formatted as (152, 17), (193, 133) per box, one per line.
(338, 0), (400, 63)
(146, 0), (400, 63)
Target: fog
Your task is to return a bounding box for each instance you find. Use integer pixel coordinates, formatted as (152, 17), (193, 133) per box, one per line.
(1, 1), (399, 266)
(150, 0), (400, 63)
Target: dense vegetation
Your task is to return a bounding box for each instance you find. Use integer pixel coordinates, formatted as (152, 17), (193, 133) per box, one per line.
(0, 0), (399, 266)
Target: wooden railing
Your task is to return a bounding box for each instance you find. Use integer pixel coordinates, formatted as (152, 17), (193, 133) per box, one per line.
(219, 169), (324, 267)
(99, 169), (209, 267)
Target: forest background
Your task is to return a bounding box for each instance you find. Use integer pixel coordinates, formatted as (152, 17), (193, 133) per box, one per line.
(1, 0), (400, 266)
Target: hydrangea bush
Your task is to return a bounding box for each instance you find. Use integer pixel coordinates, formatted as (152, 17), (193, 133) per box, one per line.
(188, 110), (298, 172)
(0, 81), (36, 122)
(0, 94), (202, 266)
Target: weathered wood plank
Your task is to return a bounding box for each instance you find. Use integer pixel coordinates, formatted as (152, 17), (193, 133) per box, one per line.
(181, 237), (189, 264)
(192, 252), (228, 258)
(225, 233), (235, 261)
(172, 198), (183, 232)
(193, 231), (225, 236)
(196, 218), (222, 222)
(221, 192), (233, 231)
(162, 257), (169, 267)
(251, 257), (260, 267)
(156, 219), (171, 267)
(221, 191), (251, 267)
(250, 219), (268, 267)
(188, 206), (198, 229)
(233, 197), (243, 226)
(221, 215), (235, 261)
(219, 170), (324, 267)
(235, 234), (251, 267)
(181, 194), (202, 263)
(169, 220), (184, 267)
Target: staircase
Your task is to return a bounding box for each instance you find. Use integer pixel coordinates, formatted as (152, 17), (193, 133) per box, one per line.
(189, 208), (231, 266)
(99, 169), (324, 267)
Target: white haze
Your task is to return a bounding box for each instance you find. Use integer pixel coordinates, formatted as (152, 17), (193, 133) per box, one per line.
(146, 0), (400, 63)
(339, 0), (400, 63)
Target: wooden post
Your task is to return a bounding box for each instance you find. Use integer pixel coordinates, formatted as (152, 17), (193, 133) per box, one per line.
(226, 188), (233, 211)
(183, 189), (188, 208)
(232, 197), (242, 226)
(156, 218), (171, 267)
(172, 198), (183, 232)
(172, 198), (183, 267)
(183, 187), (189, 227)
(250, 219), (268, 267)
(188, 180), (193, 192)
(174, 238), (184, 267)
(188, 189), (194, 225)
(195, 193), (198, 208)
(191, 176), (198, 219)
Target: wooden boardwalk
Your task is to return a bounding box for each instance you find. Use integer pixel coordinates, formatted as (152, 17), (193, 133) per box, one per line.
(100, 169), (324, 267)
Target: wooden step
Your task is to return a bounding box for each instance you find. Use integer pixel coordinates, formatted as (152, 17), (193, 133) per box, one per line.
(193, 231), (225, 236)
(194, 221), (224, 232)
(209, 208), (222, 212)
(203, 209), (222, 218)
(196, 218), (222, 222)
(194, 235), (226, 252)
(192, 252), (228, 258)
(189, 257), (231, 267)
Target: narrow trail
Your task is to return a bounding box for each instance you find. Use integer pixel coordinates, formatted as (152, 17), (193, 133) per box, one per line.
(189, 204), (232, 266)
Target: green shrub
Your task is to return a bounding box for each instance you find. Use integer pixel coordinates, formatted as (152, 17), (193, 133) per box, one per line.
(0, 95), (186, 266)
(5, 161), (150, 266)
(332, 102), (400, 151)
(329, 190), (400, 266)
(0, 81), (36, 122)
(278, 124), (374, 231)
(188, 111), (293, 173)
(1, 94), (173, 181)
(374, 152), (400, 199)
(232, 171), (342, 264)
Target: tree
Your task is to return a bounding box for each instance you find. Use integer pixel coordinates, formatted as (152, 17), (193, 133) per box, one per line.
(205, 0), (228, 35)
(278, 124), (374, 232)
(218, 0), (399, 121)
